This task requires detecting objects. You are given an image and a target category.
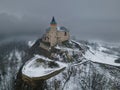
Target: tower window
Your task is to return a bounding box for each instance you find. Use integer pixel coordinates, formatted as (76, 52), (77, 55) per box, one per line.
(44, 37), (46, 40)
(64, 32), (67, 36)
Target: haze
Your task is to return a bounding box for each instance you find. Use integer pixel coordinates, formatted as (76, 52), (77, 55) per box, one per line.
(0, 0), (120, 42)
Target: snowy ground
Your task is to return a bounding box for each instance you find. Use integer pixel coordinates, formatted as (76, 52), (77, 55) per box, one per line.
(53, 40), (120, 67)
(28, 40), (36, 47)
(83, 40), (120, 66)
(22, 55), (67, 78)
(55, 40), (120, 66)
(55, 45), (81, 56)
(84, 46), (120, 66)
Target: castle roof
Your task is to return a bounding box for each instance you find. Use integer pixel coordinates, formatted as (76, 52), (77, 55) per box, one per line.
(59, 26), (69, 32)
(46, 26), (69, 32)
(50, 17), (57, 25)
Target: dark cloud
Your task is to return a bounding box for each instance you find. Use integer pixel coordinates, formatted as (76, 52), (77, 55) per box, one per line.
(0, 12), (47, 34)
(0, 0), (120, 41)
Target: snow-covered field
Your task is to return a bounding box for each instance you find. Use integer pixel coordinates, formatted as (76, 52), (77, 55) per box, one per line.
(84, 46), (120, 66)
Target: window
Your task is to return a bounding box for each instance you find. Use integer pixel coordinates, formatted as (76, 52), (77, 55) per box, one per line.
(47, 37), (49, 40)
(44, 37), (46, 40)
(64, 32), (67, 36)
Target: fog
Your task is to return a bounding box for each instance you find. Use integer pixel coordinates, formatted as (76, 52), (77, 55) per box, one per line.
(0, 0), (120, 42)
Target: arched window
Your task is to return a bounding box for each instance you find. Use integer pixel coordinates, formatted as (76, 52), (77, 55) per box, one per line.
(64, 32), (67, 36)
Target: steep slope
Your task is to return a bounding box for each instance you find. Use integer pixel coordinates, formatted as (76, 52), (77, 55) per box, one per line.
(0, 41), (29, 90)
(47, 60), (120, 90)
(0, 38), (120, 90)
(46, 40), (120, 90)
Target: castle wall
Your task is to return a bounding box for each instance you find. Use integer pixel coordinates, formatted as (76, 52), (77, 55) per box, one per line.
(39, 42), (50, 50)
(48, 29), (57, 46)
(42, 32), (50, 42)
(42, 30), (70, 47)
(57, 31), (70, 43)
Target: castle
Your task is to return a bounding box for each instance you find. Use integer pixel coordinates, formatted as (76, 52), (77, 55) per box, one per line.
(40, 17), (70, 50)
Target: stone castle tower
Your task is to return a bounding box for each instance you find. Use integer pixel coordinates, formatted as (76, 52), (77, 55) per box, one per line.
(40, 17), (70, 50)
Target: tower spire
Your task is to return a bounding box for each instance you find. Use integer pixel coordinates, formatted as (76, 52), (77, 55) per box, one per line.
(50, 16), (57, 25)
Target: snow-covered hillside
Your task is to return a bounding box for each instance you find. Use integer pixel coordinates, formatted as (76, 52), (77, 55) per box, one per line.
(0, 41), (29, 90)
(84, 41), (120, 66)
(46, 40), (120, 90)
(47, 60), (120, 90)
(0, 39), (120, 90)
(55, 40), (120, 67)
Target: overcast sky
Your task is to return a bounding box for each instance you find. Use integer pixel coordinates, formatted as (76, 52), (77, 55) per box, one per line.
(0, 0), (120, 41)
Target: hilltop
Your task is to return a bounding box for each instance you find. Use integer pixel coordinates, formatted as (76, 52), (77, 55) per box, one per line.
(14, 38), (120, 90)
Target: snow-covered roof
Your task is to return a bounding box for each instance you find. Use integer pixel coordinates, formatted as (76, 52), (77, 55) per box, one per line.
(22, 55), (67, 78)
(58, 26), (69, 32)
(46, 26), (69, 32)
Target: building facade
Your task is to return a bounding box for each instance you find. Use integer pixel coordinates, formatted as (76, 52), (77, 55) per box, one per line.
(41, 17), (70, 47)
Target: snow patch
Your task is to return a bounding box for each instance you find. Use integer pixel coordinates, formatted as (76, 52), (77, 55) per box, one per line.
(28, 40), (36, 47)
